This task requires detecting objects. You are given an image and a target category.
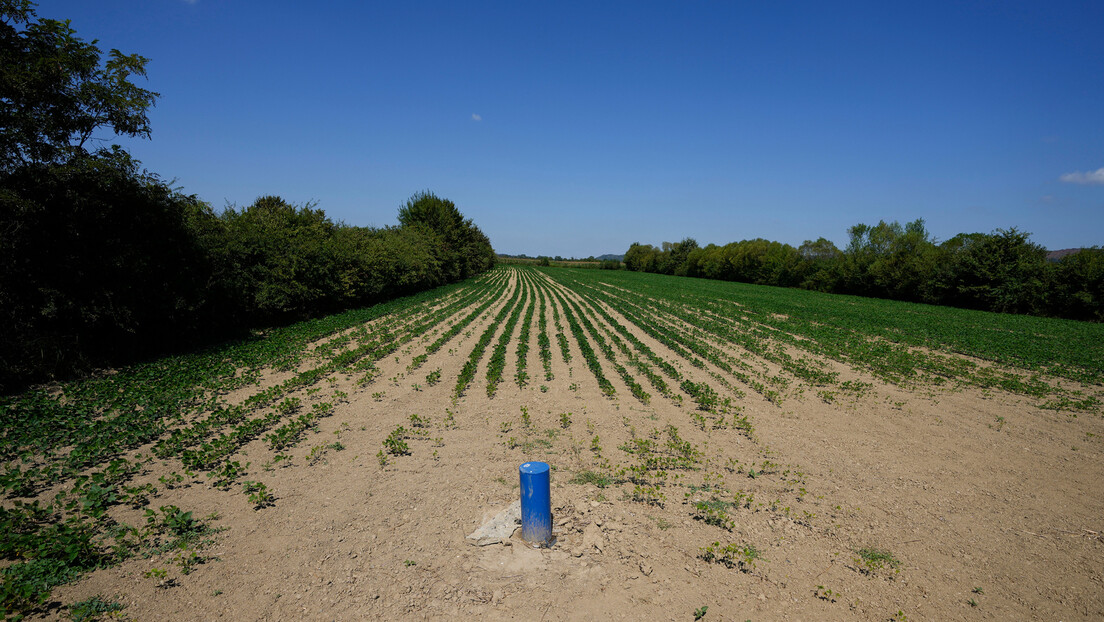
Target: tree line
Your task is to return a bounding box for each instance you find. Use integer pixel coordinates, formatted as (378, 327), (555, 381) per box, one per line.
(0, 3), (495, 392)
(623, 220), (1103, 322)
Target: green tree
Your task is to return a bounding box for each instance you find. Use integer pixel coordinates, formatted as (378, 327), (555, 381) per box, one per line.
(1051, 248), (1104, 321)
(944, 228), (1048, 314)
(397, 191), (495, 281)
(841, 219), (937, 300)
(0, 149), (214, 390)
(660, 238), (699, 276)
(218, 196), (340, 323)
(0, 0), (158, 170)
(623, 243), (660, 272)
(797, 237), (842, 291)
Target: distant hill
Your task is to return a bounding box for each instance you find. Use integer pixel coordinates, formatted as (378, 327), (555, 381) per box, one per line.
(1046, 248), (1086, 262)
(498, 252), (624, 262)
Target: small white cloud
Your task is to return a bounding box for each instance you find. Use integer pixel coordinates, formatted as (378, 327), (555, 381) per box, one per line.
(471, 113), (482, 122)
(1060, 167), (1104, 185)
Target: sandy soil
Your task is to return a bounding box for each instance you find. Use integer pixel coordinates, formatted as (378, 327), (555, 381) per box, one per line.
(46, 269), (1104, 621)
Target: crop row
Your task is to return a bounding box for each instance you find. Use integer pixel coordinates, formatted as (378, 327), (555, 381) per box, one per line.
(556, 268), (1102, 412)
(535, 285), (555, 381)
(0, 272), (502, 614)
(156, 272), (506, 470)
(486, 284), (529, 397)
(455, 276), (521, 397)
(539, 270), (778, 407)
(514, 271), (537, 388)
(552, 288), (655, 404)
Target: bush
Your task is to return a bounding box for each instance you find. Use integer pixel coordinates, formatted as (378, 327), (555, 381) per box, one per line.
(0, 150), (217, 390)
(0, 183), (496, 393)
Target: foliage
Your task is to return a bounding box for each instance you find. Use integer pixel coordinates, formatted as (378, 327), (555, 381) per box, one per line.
(853, 547), (900, 575)
(2, 261), (1100, 615)
(543, 266), (1103, 402)
(0, 2), (496, 392)
(0, 269), (511, 614)
(0, 148), (221, 392)
(0, 185), (495, 392)
(383, 427), (411, 456)
(624, 220), (1103, 322)
(68, 595), (126, 622)
(700, 541), (761, 572)
(398, 191), (497, 283)
(0, 1), (158, 171)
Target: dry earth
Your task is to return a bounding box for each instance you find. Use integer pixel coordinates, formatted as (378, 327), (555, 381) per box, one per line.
(45, 268), (1104, 621)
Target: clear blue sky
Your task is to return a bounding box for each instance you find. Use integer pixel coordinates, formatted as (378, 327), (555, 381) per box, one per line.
(34, 0), (1104, 257)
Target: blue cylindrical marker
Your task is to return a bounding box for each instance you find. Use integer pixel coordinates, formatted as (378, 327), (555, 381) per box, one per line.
(519, 461), (552, 544)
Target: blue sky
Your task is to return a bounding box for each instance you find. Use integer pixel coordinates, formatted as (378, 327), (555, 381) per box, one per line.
(33, 0), (1104, 257)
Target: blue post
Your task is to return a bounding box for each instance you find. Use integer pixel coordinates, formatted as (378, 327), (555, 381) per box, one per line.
(519, 461), (552, 544)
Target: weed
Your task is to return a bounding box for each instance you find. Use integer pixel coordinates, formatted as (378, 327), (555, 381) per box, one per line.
(158, 472), (185, 490)
(68, 595), (126, 621)
(628, 484), (666, 506)
(306, 443), (340, 465)
(699, 542), (760, 572)
(814, 585), (838, 602)
(559, 412), (573, 428)
(853, 547), (900, 575)
(242, 481), (274, 509)
(590, 435), (602, 454)
(171, 546), (207, 575)
(263, 453), (292, 471)
(692, 499), (735, 530)
(425, 368), (442, 386)
(570, 470), (613, 488)
(383, 427), (411, 456)
(208, 460), (249, 490)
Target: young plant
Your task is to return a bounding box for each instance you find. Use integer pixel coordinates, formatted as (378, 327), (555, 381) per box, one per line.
(242, 481), (274, 509)
(383, 427), (411, 456)
(853, 547), (900, 575)
(699, 542), (761, 572)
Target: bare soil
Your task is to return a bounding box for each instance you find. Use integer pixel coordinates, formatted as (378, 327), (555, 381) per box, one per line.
(46, 270), (1104, 621)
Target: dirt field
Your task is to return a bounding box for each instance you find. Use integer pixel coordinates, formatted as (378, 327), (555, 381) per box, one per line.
(48, 268), (1104, 621)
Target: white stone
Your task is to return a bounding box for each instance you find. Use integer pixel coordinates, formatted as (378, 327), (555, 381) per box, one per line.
(465, 500), (521, 546)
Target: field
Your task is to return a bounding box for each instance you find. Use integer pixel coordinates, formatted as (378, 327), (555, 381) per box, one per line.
(3, 265), (1103, 621)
